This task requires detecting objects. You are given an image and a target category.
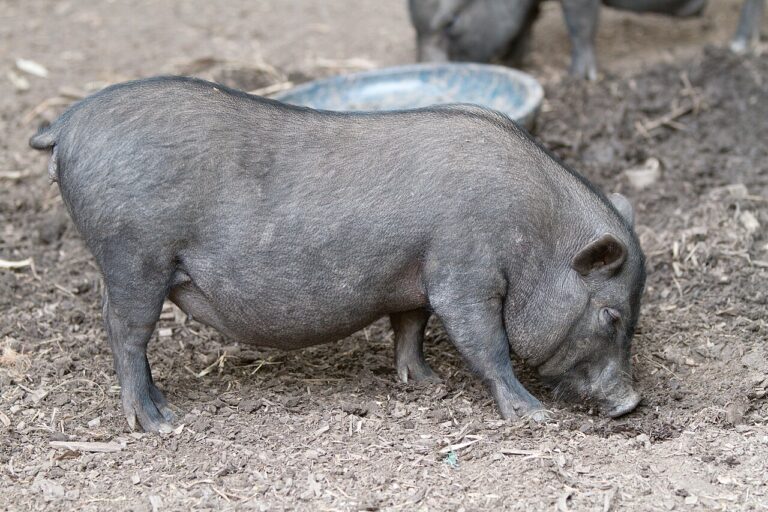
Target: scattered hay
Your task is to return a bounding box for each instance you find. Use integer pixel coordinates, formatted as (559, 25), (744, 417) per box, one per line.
(0, 341), (32, 374)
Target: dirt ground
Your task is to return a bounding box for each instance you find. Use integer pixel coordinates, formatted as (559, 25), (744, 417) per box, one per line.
(1, 0), (767, 510)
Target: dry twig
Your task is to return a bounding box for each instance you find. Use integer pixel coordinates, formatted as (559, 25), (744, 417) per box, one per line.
(50, 441), (123, 453)
(0, 258), (32, 270)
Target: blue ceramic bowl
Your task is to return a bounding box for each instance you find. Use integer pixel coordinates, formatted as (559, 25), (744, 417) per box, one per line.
(272, 63), (543, 129)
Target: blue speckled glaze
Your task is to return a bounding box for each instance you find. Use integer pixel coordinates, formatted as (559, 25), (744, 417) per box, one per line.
(272, 63), (544, 129)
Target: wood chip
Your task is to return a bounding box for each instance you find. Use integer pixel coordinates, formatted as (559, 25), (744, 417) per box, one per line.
(739, 211), (760, 234)
(28, 388), (49, 404)
(499, 448), (540, 456)
(623, 158), (661, 190)
(50, 441), (123, 453)
(438, 437), (481, 454)
(557, 487), (575, 512)
(16, 58), (49, 78)
(0, 258), (32, 270)
(0, 170), (33, 180)
(149, 495), (162, 512)
(7, 70), (30, 91)
(603, 487), (618, 512)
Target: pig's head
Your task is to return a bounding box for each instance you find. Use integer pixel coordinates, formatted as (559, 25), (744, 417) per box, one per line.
(505, 193), (646, 418)
(408, 0), (538, 63)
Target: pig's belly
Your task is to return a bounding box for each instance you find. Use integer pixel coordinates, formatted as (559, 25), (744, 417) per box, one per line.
(168, 266), (425, 349)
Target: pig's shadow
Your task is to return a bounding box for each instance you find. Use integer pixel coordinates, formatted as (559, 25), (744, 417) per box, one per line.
(151, 315), (555, 415)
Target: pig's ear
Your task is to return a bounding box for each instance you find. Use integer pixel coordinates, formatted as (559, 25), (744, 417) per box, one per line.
(608, 193), (635, 227)
(572, 234), (627, 276)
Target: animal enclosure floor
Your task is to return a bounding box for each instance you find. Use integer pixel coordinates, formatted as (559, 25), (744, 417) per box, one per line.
(1, 1), (766, 510)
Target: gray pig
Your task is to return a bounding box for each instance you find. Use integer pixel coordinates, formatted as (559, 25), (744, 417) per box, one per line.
(409, 0), (765, 79)
(31, 77), (645, 432)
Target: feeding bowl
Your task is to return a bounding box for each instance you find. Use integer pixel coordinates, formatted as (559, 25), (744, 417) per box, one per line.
(272, 63), (543, 129)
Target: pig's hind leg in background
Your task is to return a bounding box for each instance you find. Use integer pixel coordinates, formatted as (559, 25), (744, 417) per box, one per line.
(391, 309), (438, 383)
(560, 0), (708, 80)
(731, 0), (765, 53)
(561, 0), (601, 80)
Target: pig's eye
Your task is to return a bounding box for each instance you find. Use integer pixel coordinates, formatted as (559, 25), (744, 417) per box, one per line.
(600, 307), (621, 330)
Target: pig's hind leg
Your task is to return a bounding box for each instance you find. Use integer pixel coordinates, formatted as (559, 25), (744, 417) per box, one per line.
(432, 298), (549, 422)
(561, 0), (600, 80)
(101, 259), (177, 433)
(391, 309), (438, 383)
(731, 0), (765, 53)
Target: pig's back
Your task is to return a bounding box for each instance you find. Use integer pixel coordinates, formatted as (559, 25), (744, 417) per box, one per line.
(48, 76), (539, 241)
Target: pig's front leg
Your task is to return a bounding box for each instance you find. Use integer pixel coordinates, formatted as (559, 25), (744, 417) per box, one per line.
(561, 0), (601, 80)
(391, 309), (438, 383)
(433, 298), (549, 421)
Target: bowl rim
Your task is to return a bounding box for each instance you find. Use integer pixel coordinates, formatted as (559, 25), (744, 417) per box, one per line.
(271, 62), (544, 122)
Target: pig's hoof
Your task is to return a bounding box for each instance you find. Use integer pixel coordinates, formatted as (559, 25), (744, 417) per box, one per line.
(730, 39), (749, 54)
(569, 57), (598, 82)
(500, 403), (552, 423)
(523, 408), (553, 423)
(122, 384), (177, 433)
(397, 362), (439, 384)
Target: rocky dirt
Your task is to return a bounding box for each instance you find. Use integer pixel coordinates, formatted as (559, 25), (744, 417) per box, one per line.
(1, 1), (767, 510)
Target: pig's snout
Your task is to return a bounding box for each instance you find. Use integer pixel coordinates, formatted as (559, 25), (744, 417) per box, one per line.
(601, 388), (641, 418)
(586, 359), (641, 418)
